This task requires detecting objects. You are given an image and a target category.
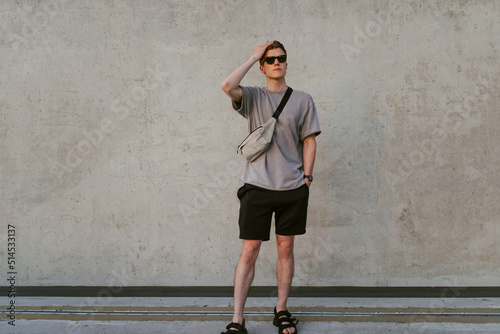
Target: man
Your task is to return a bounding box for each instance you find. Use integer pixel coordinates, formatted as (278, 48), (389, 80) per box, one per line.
(221, 41), (321, 334)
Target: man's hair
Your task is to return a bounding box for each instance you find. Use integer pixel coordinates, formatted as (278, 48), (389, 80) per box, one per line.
(259, 40), (287, 65)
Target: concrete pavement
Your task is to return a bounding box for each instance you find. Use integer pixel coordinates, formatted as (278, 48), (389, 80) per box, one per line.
(1, 297), (499, 333)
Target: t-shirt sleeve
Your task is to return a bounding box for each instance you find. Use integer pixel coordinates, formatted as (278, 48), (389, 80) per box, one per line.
(300, 95), (321, 140)
(232, 86), (255, 119)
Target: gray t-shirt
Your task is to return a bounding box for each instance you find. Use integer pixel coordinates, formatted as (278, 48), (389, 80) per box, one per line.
(233, 86), (321, 190)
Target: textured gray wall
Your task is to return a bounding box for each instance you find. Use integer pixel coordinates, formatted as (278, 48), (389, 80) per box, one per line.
(1, 0), (499, 287)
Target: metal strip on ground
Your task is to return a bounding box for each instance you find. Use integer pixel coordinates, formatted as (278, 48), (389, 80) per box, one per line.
(2, 306), (500, 323)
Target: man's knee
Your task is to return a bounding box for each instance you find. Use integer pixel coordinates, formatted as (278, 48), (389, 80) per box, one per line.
(240, 240), (262, 262)
(276, 236), (294, 258)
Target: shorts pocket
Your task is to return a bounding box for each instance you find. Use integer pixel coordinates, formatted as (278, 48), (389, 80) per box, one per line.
(237, 183), (257, 200)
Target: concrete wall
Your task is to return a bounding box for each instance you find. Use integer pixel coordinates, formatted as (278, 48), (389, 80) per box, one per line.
(1, 0), (499, 287)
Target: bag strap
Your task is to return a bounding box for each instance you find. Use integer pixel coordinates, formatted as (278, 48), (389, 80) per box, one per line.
(272, 87), (293, 120)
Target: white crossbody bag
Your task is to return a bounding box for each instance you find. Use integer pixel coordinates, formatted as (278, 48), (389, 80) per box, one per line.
(237, 87), (293, 162)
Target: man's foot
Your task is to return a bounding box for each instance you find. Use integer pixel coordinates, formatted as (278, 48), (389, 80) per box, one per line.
(273, 307), (298, 334)
(221, 319), (248, 334)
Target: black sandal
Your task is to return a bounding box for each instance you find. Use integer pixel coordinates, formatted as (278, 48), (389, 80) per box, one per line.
(273, 307), (299, 333)
(221, 319), (248, 334)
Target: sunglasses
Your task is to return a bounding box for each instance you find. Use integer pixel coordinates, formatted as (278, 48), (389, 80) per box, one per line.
(261, 54), (287, 65)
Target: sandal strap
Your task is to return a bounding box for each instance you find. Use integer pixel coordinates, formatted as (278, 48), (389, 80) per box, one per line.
(221, 320), (246, 334)
(276, 309), (292, 318)
(278, 322), (297, 331)
(276, 316), (298, 326)
(274, 308), (299, 332)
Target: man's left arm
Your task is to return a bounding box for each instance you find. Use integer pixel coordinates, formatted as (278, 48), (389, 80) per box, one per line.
(303, 135), (317, 187)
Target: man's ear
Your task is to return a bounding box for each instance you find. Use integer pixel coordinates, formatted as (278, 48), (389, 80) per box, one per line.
(259, 65), (265, 74)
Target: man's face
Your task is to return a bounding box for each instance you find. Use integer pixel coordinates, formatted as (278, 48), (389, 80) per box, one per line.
(260, 48), (287, 79)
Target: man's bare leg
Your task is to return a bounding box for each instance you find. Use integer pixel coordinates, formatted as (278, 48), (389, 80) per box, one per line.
(231, 239), (262, 327)
(276, 235), (296, 334)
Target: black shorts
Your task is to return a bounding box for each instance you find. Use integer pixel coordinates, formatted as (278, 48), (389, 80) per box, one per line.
(237, 183), (309, 241)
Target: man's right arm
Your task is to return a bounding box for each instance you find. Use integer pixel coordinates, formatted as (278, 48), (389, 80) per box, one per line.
(221, 41), (273, 103)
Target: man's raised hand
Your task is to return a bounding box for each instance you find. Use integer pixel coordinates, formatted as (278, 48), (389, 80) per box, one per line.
(222, 41), (274, 102)
(252, 41), (274, 63)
